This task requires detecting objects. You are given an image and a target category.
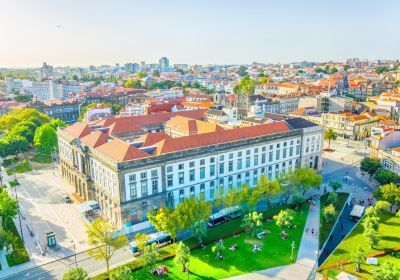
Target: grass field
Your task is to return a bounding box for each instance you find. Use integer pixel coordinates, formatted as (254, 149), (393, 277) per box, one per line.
(6, 161), (32, 175)
(319, 192), (349, 249)
(4, 214), (30, 267)
(32, 154), (53, 164)
(130, 203), (310, 280)
(8, 180), (20, 187)
(320, 211), (400, 279)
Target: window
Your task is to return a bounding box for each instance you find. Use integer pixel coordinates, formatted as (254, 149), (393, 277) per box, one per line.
(189, 169), (195, 181)
(219, 163), (224, 174)
(200, 167), (205, 179)
(253, 169), (258, 176)
(289, 147), (293, 157)
(129, 182), (137, 197)
(210, 157), (215, 163)
(246, 172), (250, 178)
(200, 159), (205, 165)
(254, 155), (259, 166)
(229, 153), (233, 159)
(219, 155), (224, 161)
(190, 186), (195, 196)
(254, 148), (259, 153)
(269, 145), (273, 150)
(262, 146), (266, 152)
(200, 183), (205, 193)
(277, 143), (280, 149)
(210, 181), (215, 199)
(189, 161), (195, 168)
(261, 167), (265, 174)
(140, 172), (147, 179)
(290, 140), (293, 145)
(283, 148), (287, 158)
(167, 175), (173, 187)
(246, 157), (250, 168)
(141, 181), (148, 195)
(179, 172), (184, 184)
(151, 169), (158, 178)
(261, 153), (266, 164)
(219, 178), (224, 186)
(152, 179), (158, 192)
(210, 165), (215, 176)
(228, 176), (233, 186)
(296, 145), (300, 155)
(246, 149), (250, 155)
(237, 158), (242, 170)
(238, 151), (242, 157)
(269, 152), (273, 162)
(128, 174), (136, 182)
(130, 206), (137, 220)
(166, 166), (173, 173)
(178, 164), (184, 170)
(276, 150), (280, 161)
(228, 161), (233, 172)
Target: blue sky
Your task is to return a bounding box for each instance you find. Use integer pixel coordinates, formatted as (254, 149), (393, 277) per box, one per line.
(1, 0), (399, 67)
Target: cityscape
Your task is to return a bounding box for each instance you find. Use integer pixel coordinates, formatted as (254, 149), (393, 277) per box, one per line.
(0, 1), (400, 280)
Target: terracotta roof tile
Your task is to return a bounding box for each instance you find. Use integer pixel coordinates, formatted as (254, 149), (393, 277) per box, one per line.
(80, 131), (109, 148)
(63, 122), (93, 138)
(95, 138), (149, 161)
(136, 132), (171, 146)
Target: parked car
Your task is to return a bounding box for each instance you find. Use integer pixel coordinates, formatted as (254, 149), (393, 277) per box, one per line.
(63, 195), (72, 203)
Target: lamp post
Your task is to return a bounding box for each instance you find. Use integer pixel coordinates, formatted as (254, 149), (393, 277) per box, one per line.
(13, 161), (24, 243)
(71, 240), (77, 267)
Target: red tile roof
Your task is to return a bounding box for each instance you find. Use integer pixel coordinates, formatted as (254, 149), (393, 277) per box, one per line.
(80, 131), (109, 148)
(63, 122), (93, 138)
(95, 138), (149, 161)
(135, 132), (171, 146)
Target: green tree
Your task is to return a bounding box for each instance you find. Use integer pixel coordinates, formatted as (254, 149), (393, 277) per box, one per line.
(142, 243), (160, 270)
(372, 261), (400, 280)
(62, 267), (89, 280)
(253, 175), (281, 209)
(324, 128), (337, 149)
(137, 72), (147, 79)
(323, 204), (336, 222)
(8, 121), (37, 143)
(191, 219), (207, 245)
(34, 123), (58, 155)
(374, 168), (399, 185)
(363, 227), (378, 248)
(240, 211), (263, 237)
(148, 207), (180, 242)
(329, 181), (342, 192)
(124, 78), (142, 89)
(174, 196), (211, 231)
(86, 218), (128, 271)
(212, 242), (225, 259)
(374, 201), (391, 214)
(351, 246), (366, 272)
(376, 183), (400, 211)
(49, 119), (66, 130)
(326, 192), (338, 205)
(0, 134), (29, 157)
(0, 189), (19, 229)
(0, 115), (19, 131)
(72, 74), (79, 81)
(234, 76), (256, 95)
(109, 266), (132, 280)
(134, 233), (149, 253)
(174, 242), (190, 272)
(360, 157), (382, 176)
(273, 209), (294, 229)
(293, 167), (322, 194)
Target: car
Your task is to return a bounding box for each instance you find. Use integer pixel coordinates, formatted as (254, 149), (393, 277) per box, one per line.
(63, 195), (72, 203)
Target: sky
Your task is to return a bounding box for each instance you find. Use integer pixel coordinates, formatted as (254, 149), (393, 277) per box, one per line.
(1, 0), (400, 67)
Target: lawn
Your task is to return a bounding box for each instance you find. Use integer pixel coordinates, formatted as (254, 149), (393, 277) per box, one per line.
(323, 254), (400, 280)
(320, 211), (400, 278)
(8, 180), (20, 187)
(1, 158), (16, 168)
(32, 154), (53, 164)
(4, 214), (30, 266)
(319, 192), (349, 249)
(130, 203), (310, 280)
(6, 160), (32, 175)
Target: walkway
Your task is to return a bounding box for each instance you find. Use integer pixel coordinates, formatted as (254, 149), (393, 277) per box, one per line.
(225, 200), (320, 280)
(0, 251), (9, 270)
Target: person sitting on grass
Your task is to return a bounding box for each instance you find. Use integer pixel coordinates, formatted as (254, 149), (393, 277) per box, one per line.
(229, 244), (238, 251)
(281, 230), (289, 240)
(252, 244), (262, 252)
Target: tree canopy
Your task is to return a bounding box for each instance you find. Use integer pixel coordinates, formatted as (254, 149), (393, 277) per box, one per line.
(324, 128), (337, 148)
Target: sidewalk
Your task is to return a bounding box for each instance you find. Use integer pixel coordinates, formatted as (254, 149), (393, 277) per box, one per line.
(225, 200), (320, 280)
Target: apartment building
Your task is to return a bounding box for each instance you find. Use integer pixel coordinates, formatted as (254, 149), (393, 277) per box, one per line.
(58, 112), (323, 233)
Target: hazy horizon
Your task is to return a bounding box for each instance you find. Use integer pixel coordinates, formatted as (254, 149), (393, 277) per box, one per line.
(1, 0), (400, 68)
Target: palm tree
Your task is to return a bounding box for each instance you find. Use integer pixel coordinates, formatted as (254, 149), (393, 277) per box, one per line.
(324, 128), (337, 149)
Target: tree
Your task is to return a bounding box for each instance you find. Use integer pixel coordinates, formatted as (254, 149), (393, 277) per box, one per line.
(62, 267), (89, 280)
(0, 189), (19, 229)
(273, 209), (294, 229)
(109, 266), (132, 280)
(0, 228), (9, 251)
(292, 193), (305, 209)
(148, 207), (180, 242)
(49, 119), (66, 130)
(253, 175), (281, 209)
(124, 78), (142, 89)
(152, 70), (160, 77)
(372, 261), (400, 280)
(324, 128), (337, 149)
(293, 167), (322, 194)
(363, 227), (378, 248)
(134, 233), (149, 253)
(360, 157), (381, 176)
(142, 243), (160, 270)
(72, 74), (79, 81)
(323, 204), (336, 222)
(191, 219), (207, 245)
(233, 76), (256, 95)
(0, 115), (19, 131)
(240, 211), (263, 237)
(374, 168), (399, 185)
(34, 123), (58, 155)
(0, 134), (29, 157)
(326, 192), (338, 205)
(212, 242), (225, 259)
(351, 246), (366, 272)
(376, 183), (400, 211)
(137, 72), (147, 79)
(329, 181), (342, 192)
(86, 218), (128, 271)
(8, 121), (37, 143)
(174, 242), (190, 272)
(374, 201), (391, 214)
(174, 196), (211, 231)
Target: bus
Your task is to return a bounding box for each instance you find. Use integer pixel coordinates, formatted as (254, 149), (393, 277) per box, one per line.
(208, 206), (241, 227)
(129, 231), (171, 254)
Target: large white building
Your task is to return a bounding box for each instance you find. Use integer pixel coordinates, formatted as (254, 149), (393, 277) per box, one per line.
(32, 80), (82, 101)
(57, 110), (323, 233)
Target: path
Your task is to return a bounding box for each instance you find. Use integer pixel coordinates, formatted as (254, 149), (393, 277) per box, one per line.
(0, 251), (9, 270)
(225, 200), (320, 280)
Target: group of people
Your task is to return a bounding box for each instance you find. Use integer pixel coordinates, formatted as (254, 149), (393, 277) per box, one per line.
(152, 265), (167, 276)
(306, 227), (317, 236)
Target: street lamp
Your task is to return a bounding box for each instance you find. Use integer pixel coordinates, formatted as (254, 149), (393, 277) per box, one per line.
(71, 240), (77, 267)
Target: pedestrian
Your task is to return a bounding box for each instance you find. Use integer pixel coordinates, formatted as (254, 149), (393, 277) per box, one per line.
(306, 228), (309, 234)
(311, 228), (315, 235)
(329, 235), (332, 241)
(340, 224), (344, 231)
